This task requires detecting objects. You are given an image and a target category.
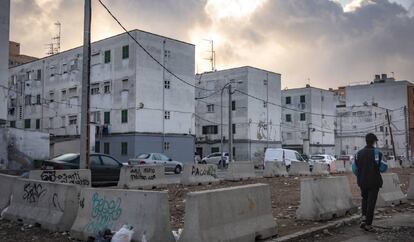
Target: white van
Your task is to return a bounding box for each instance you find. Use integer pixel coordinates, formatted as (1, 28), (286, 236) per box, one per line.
(264, 148), (305, 166)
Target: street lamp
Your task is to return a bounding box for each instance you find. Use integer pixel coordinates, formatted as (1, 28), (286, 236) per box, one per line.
(220, 79), (243, 168)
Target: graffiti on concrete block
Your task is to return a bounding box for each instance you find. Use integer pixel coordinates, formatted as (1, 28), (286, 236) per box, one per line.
(23, 183), (46, 203)
(40, 170), (90, 186)
(130, 167), (156, 180)
(85, 193), (122, 234)
(191, 165), (217, 178)
(52, 193), (64, 212)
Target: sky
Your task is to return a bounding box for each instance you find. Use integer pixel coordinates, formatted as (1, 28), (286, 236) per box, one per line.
(9, 0), (414, 89)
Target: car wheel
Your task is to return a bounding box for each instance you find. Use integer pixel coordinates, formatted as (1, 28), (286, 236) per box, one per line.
(174, 165), (182, 174)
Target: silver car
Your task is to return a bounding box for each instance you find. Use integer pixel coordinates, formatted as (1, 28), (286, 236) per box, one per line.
(128, 153), (183, 174)
(201, 152), (229, 166)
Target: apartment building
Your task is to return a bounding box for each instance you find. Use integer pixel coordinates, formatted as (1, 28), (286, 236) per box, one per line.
(195, 66), (282, 161)
(282, 86), (336, 155)
(7, 30), (195, 162)
(9, 41), (38, 68)
(344, 74), (413, 159)
(0, 0), (9, 124)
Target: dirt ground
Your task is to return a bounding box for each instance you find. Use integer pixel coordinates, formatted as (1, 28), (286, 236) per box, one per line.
(0, 168), (413, 242)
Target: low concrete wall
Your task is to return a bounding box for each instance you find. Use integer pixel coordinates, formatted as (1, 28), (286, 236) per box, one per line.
(288, 161), (310, 176)
(263, 161), (288, 177)
(377, 173), (407, 207)
(70, 188), (174, 242)
(29, 169), (91, 187)
(344, 161), (352, 173)
(224, 161), (256, 181)
(3, 178), (80, 231)
(408, 174), (414, 200)
(180, 164), (219, 186)
(311, 163), (329, 176)
(0, 173), (17, 211)
(117, 165), (167, 189)
(178, 183), (277, 242)
(296, 176), (357, 220)
(334, 160), (346, 173)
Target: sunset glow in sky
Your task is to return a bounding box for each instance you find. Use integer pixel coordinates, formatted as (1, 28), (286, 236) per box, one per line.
(10, 0), (414, 88)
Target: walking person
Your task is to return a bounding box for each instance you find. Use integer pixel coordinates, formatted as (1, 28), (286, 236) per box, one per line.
(352, 133), (388, 232)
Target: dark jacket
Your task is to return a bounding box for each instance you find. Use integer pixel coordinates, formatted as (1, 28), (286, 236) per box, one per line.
(354, 145), (383, 189)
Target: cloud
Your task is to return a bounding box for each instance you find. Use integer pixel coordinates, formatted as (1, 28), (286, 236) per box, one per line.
(9, 0), (414, 89)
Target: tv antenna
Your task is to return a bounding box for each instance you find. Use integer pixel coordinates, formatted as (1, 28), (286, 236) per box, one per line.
(46, 21), (61, 55)
(203, 39), (216, 71)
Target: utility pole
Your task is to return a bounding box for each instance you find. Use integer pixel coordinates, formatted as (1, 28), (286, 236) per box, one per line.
(266, 73), (269, 150)
(80, 0), (91, 169)
(404, 106), (409, 160)
(386, 109), (396, 159)
(228, 83), (233, 163)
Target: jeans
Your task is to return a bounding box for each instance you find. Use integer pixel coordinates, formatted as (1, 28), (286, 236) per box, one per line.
(361, 187), (380, 225)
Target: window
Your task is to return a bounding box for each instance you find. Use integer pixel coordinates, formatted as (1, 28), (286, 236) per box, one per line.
(25, 95), (31, 105)
(61, 116), (66, 127)
(49, 117), (53, 129)
(49, 92), (54, 103)
(232, 101), (236, 111)
(103, 82), (111, 94)
(164, 80), (170, 89)
(103, 143), (110, 154)
(91, 83), (100, 95)
(286, 132), (292, 139)
(202, 125), (218, 134)
(164, 50), (171, 58)
(104, 112), (110, 124)
(122, 79), (128, 89)
(300, 113), (306, 121)
(300, 95), (306, 103)
(36, 69), (41, 80)
(104, 50), (111, 63)
(36, 119), (40, 129)
(101, 156), (119, 166)
(286, 114), (292, 122)
(36, 94), (41, 105)
(90, 155), (101, 167)
(69, 87), (77, 95)
(232, 123), (236, 134)
(263, 79), (268, 86)
(122, 45), (129, 59)
(211, 147), (219, 153)
(164, 142), (170, 151)
(95, 141), (100, 153)
(263, 101), (267, 108)
(285, 96), (291, 104)
(121, 142), (128, 155)
(60, 90), (66, 101)
(121, 110), (128, 123)
(321, 95), (324, 102)
(164, 111), (170, 120)
(69, 115), (77, 125)
(24, 119), (30, 129)
(232, 147), (236, 157)
(207, 104), (215, 113)
(91, 111), (100, 124)
(380, 126), (384, 132)
(10, 121), (16, 128)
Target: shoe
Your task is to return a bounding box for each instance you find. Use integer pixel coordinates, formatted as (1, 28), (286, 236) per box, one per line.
(360, 221), (366, 229)
(364, 225), (376, 232)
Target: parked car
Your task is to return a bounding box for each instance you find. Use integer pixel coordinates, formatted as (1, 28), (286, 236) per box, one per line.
(41, 153), (123, 186)
(200, 152), (229, 167)
(264, 148), (307, 168)
(309, 154), (336, 170)
(128, 153), (183, 174)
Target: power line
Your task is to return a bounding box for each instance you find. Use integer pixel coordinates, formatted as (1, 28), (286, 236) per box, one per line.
(97, 0), (216, 92)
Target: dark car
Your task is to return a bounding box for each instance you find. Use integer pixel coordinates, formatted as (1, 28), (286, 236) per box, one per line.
(41, 153), (123, 186)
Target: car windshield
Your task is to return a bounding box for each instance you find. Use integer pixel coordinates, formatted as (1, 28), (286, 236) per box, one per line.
(136, 153), (150, 159)
(51, 153), (79, 163)
(311, 156), (325, 160)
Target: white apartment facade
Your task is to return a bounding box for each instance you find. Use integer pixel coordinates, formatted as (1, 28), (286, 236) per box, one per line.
(195, 66), (282, 161)
(344, 74), (414, 159)
(7, 30), (195, 162)
(335, 104), (393, 156)
(0, 0), (9, 124)
(282, 86), (336, 155)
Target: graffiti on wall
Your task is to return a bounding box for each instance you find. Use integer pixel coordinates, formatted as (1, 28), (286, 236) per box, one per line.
(85, 193), (122, 233)
(129, 167), (156, 181)
(39, 170), (90, 186)
(23, 182), (46, 203)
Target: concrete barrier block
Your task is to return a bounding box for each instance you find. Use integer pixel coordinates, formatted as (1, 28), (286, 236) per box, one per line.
(311, 163), (329, 176)
(29, 169), (91, 187)
(70, 188), (174, 242)
(180, 164), (219, 186)
(224, 161), (256, 181)
(344, 161), (352, 173)
(387, 159), (396, 168)
(408, 174), (414, 200)
(3, 178), (80, 231)
(288, 161), (310, 176)
(117, 165), (167, 189)
(334, 160), (346, 173)
(296, 176), (357, 221)
(264, 161), (288, 177)
(0, 174), (18, 211)
(377, 173), (407, 207)
(178, 183), (277, 242)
